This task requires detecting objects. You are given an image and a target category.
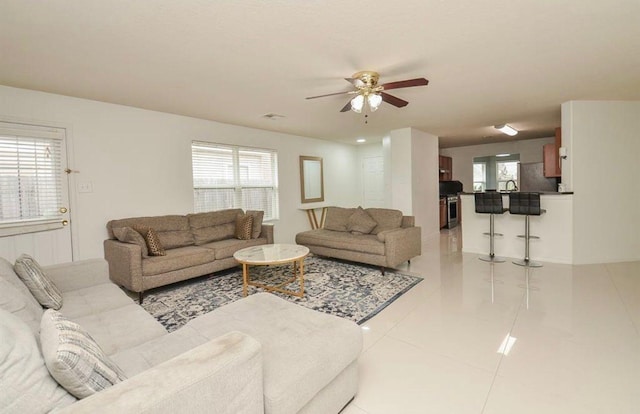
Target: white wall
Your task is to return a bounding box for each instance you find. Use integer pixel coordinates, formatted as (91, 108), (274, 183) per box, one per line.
(0, 85), (362, 261)
(439, 137), (555, 191)
(562, 100), (640, 264)
(410, 129), (440, 240)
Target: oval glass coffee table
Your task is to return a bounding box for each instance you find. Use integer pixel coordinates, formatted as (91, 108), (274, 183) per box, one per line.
(233, 243), (310, 298)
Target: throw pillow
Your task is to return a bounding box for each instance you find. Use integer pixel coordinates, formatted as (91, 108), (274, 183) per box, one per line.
(235, 214), (254, 240)
(246, 210), (264, 239)
(133, 226), (166, 256)
(40, 309), (127, 399)
(13, 254), (63, 310)
(113, 226), (149, 257)
(324, 207), (356, 232)
(0, 309), (76, 412)
(347, 206), (378, 234)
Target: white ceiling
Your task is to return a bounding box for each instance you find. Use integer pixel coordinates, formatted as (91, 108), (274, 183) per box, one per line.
(1, 1), (639, 147)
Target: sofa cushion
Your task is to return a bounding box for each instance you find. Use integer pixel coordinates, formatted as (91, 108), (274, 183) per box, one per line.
(186, 293), (362, 414)
(73, 304), (167, 356)
(235, 214), (254, 240)
(40, 309), (127, 399)
(365, 208), (403, 234)
(113, 226), (149, 257)
(295, 229), (385, 255)
(203, 238), (267, 260)
(0, 258), (44, 333)
(0, 309), (76, 412)
(14, 254), (63, 310)
(188, 209), (244, 245)
(142, 246), (216, 276)
(134, 226), (166, 256)
(324, 207), (356, 232)
(347, 207), (377, 234)
(58, 283), (136, 319)
(108, 215), (194, 249)
(247, 210), (264, 239)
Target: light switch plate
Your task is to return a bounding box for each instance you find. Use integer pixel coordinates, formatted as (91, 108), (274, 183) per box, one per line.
(78, 181), (93, 193)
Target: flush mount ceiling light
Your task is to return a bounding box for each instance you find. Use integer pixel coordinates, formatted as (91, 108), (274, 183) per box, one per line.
(494, 124), (518, 136)
(356, 138), (366, 143)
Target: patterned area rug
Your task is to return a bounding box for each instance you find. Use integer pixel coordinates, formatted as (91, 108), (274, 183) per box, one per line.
(140, 256), (423, 332)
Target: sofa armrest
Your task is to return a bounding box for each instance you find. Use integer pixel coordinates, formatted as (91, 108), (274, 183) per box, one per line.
(260, 224), (274, 244)
(59, 331), (264, 414)
(401, 215), (415, 227)
(42, 259), (110, 293)
(381, 226), (422, 268)
(103, 239), (144, 293)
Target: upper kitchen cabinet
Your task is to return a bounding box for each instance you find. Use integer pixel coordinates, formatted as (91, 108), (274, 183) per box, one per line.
(543, 127), (562, 177)
(439, 155), (453, 181)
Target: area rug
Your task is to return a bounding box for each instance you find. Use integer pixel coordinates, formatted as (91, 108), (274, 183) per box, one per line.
(140, 256), (423, 332)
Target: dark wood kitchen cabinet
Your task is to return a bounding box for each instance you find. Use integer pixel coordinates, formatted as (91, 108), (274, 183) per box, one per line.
(543, 128), (562, 177)
(439, 155), (453, 181)
(439, 198), (447, 228)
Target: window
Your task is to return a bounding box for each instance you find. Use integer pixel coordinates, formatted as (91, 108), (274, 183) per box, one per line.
(496, 161), (518, 191)
(473, 162), (486, 191)
(192, 141), (279, 220)
(0, 122), (65, 230)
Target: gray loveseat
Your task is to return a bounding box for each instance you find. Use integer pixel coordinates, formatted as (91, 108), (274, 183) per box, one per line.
(296, 207), (421, 272)
(104, 209), (273, 302)
(0, 256), (362, 413)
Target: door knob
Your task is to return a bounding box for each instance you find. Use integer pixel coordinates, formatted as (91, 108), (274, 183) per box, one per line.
(59, 207), (68, 214)
(62, 220), (69, 226)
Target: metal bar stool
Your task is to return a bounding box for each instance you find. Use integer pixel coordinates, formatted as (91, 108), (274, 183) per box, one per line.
(509, 192), (545, 267)
(474, 192), (508, 263)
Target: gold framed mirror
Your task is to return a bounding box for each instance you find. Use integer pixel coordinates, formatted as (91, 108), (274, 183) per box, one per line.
(299, 156), (324, 203)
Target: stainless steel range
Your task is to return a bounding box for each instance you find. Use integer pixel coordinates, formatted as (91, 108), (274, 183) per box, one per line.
(439, 181), (463, 229)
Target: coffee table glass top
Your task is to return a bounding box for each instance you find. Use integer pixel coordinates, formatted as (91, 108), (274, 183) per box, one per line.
(233, 243), (309, 265)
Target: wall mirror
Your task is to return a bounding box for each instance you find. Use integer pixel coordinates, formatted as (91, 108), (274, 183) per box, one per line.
(299, 156), (324, 203)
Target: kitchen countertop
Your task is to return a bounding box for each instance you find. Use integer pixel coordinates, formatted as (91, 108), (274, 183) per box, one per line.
(460, 191), (573, 195)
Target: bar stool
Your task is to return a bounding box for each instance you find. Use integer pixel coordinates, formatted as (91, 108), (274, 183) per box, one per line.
(474, 192), (508, 263)
(509, 192), (545, 267)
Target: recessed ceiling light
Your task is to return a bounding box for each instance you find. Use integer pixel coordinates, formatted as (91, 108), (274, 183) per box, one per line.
(356, 138), (366, 143)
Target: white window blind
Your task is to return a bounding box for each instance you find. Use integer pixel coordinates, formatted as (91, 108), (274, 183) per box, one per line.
(192, 141), (279, 220)
(0, 122), (65, 228)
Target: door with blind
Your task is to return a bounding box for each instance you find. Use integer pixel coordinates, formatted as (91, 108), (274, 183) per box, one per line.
(0, 121), (72, 265)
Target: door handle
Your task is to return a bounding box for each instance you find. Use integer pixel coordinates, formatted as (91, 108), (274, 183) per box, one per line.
(62, 220), (69, 226)
(59, 207), (68, 214)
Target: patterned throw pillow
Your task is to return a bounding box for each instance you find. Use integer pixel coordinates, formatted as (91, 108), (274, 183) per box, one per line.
(235, 214), (254, 240)
(133, 226), (166, 256)
(40, 309), (127, 399)
(246, 210), (264, 239)
(14, 254), (63, 310)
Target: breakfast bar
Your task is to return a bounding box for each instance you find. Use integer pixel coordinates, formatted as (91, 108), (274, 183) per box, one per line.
(460, 192), (573, 264)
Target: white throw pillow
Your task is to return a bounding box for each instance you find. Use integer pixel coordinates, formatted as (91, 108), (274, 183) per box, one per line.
(0, 309), (75, 412)
(40, 309), (127, 399)
(14, 254), (63, 310)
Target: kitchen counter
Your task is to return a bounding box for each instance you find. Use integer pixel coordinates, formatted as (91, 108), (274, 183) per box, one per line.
(460, 193), (573, 264)
(461, 191), (573, 195)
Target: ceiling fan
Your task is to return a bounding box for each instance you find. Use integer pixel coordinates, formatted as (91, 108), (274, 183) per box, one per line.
(305, 71), (429, 113)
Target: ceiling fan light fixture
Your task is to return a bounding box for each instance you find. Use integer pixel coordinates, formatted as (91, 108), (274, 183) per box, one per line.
(494, 124), (518, 136)
(351, 95), (364, 113)
(368, 93), (382, 112)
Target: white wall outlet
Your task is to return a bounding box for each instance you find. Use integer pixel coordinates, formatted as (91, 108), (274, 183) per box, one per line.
(78, 181), (93, 193)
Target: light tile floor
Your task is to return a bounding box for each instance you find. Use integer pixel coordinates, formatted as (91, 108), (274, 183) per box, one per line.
(342, 226), (640, 414)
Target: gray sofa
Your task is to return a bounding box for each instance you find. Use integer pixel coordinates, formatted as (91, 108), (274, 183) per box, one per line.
(0, 256), (362, 414)
(296, 207), (421, 272)
(104, 209), (273, 302)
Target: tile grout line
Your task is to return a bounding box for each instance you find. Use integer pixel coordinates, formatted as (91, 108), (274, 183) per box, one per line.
(479, 265), (529, 414)
(603, 263), (640, 337)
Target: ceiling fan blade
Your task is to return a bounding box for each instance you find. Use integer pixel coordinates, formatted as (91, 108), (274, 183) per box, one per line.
(306, 91), (351, 100)
(381, 78), (429, 91)
(339, 100), (352, 112)
(381, 92), (409, 108)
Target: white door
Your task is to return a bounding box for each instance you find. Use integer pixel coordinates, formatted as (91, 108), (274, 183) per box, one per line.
(362, 156), (385, 208)
(0, 121), (72, 265)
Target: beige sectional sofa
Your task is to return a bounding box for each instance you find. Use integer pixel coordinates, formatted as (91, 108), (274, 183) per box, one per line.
(0, 256), (362, 413)
(104, 209), (273, 302)
(296, 207), (421, 272)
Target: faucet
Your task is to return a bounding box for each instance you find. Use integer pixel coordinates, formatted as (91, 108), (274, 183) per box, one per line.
(506, 180), (518, 192)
